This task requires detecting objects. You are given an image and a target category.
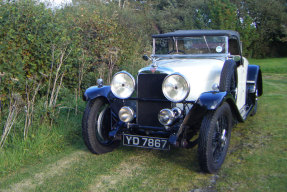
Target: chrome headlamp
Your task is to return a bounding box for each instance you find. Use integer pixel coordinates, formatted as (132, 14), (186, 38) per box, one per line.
(162, 73), (189, 102)
(111, 71), (135, 99)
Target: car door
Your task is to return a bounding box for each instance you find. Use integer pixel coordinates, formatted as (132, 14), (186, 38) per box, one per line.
(236, 57), (248, 110)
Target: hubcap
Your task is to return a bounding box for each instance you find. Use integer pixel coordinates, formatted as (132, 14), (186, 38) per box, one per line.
(220, 129), (227, 148)
(97, 105), (108, 142)
(95, 104), (113, 145)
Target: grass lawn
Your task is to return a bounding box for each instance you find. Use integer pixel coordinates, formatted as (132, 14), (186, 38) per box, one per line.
(0, 58), (286, 191)
(249, 57), (287, 74)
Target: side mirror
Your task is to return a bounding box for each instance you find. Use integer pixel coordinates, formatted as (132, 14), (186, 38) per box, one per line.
(233, 55), (241, 62)
(233, 55), (242, 66)
(142, 55), (149, 61)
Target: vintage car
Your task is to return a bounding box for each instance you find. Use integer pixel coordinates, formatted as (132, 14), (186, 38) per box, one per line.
(82, 30), (263, 173)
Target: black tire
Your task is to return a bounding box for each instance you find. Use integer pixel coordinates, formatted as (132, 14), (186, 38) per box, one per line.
(198, 102), (233, 173)
(82, 98), (119, 154)
(250, 101), (257, 116)
(219, 60), (237, 98)
(250, 87), (258, 116)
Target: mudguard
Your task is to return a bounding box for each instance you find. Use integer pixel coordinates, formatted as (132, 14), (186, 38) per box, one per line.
(83, 86), (136, 116)
(197, 92), (231, 110)
(175, 91), (243, 143)
(83, 86), (114, 102)
(198, 91), (243, 121)
(183, 92), (243, 127)
(247, 65), (263, 96)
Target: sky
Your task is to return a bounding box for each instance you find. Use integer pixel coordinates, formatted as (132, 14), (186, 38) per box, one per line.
(40, 0), (72, 8)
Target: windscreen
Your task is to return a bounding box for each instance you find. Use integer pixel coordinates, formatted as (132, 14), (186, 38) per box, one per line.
(154, 36), (227, 55)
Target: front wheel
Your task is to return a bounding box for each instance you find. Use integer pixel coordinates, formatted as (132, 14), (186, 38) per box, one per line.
(82, 98), (119, 154)
(198, 102), (233, 173)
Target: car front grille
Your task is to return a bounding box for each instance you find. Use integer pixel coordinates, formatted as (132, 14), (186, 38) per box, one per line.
(137, 73), (171, 127)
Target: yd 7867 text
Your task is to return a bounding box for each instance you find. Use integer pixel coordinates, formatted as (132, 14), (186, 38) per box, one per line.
(124, 135), (169, 149)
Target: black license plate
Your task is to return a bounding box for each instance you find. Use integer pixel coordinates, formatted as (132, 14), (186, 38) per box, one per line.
(123, 134), (170, 150)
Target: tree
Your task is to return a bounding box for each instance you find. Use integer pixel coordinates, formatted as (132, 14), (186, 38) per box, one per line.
(233, 0), (287, 57)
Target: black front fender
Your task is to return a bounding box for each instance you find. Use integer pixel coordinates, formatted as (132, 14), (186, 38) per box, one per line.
(83, 86), (135, 115)
(83, 86), (114, 102)
(183, 92), (243, 127)
(197, 91), (243, 122)
(197, 92), (231, 110)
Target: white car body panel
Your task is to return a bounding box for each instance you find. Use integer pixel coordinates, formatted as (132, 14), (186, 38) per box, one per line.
(236, 57), (248, 110)
(150, 58), (225, 101)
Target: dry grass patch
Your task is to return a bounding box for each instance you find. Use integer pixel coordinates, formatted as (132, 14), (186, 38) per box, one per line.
(88, 153), (148, 192)
(3, 150), (88, 192)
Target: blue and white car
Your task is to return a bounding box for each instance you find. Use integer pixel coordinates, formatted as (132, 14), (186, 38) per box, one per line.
(82, 30), (263, 173)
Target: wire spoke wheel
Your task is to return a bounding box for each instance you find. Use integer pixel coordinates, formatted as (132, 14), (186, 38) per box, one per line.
(212, 116), (228, 163)
(82, 98), (119, 154)
(198, 102), (232, 173)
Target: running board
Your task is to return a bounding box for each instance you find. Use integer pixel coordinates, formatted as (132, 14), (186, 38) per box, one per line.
(239, 104), (254, 120)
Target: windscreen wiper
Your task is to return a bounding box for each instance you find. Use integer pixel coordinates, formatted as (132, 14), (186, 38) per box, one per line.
(203, 36), (211, 53)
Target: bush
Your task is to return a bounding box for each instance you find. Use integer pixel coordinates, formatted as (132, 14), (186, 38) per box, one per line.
(0, 0), (151, 149)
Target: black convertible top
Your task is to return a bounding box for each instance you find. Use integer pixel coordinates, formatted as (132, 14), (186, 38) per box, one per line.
(152, 30), (240, 40)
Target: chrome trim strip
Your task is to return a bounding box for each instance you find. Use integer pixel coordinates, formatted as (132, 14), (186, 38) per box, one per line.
(138, 66), (174, 75)
(127, 97), (196, 104)
(153, 38), (155, 54)
(152, 53), (229, 58)
(225, 36), (229, 54)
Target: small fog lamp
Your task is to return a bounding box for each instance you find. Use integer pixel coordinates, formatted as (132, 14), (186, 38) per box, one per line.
(158, 109), (175, 126)
(119, 106), (135, 123)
